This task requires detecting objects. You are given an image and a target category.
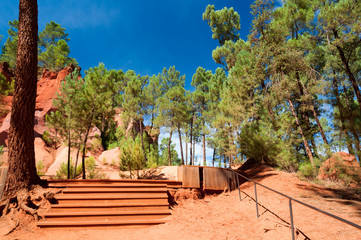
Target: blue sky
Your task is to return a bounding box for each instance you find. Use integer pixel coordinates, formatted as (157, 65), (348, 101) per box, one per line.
(0, 0), (264, 165)
(0, 0), (255, 90)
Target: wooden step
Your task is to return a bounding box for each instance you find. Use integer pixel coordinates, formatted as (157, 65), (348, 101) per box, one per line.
(56, 196), (168, 204)
(47, 179), (182, 188)
(61, 188), (167, 194)
(37, 219), (168, 229)
(50, 202), (169, 212)
(44, 210), (170, 221)
(51, 183), (168, 188)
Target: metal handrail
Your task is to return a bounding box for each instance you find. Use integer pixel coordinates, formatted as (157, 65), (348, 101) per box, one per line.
(229, 168), (361, 240)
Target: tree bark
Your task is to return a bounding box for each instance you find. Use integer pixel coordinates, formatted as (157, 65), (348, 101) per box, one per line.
(212, 147), (216, 167)
(67, 129), (71, 179)
(74, 143), (81, 178)
(202, 119), (206, 166)
(81, 107), (95, 179)
(168, 129), (173, 166)
(3, 0), (39, 199)
(185, 132), (188, 165)
(178, 125), (184, 165)
(332, 75), (354, 154)
(333, 29), (361, 114)
(139, 119), (147, 162)
(193, 140), (195, 165)
(288, 99), (315, 168)
(189, 115), (193, 165)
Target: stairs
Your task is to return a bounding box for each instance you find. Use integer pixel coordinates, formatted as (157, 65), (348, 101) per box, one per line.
(38, 179), (181, 229)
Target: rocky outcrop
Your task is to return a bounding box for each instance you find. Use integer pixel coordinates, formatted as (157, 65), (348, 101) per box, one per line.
(317, 152), (361, 185)
(0, 64), (81, 147)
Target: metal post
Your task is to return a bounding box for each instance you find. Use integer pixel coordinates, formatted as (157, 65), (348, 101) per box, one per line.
(236, 174), (241, 201)
(254, 183), (259, 218)
(289, 199), (295, 240)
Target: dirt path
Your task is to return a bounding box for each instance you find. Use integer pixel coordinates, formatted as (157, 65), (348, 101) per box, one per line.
(3, 165), (361, 240)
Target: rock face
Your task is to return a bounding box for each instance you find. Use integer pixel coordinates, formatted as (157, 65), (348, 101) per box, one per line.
(98, 147), (120, 166)
(317, 152), (361, 185)
(0, 63), (81, 147)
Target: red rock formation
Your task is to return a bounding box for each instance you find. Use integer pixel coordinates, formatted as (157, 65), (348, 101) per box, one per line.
(317, 152), (361, 185)
(0, 64), (81, 146)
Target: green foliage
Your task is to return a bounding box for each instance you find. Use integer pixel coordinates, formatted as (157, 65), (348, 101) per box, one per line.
(119, 136), (145, 178)
(203, 5), (240, 46)
(36, 161), (45, 176)
(1, 19), (76, 70)
(298, 161), (316, 179)
(159, 137), (181, 166)
(0, 145), (4, 166)
(238, 120), (297, 171)
(56, 160), (82, 179)
(38, 21), (76, 70)
(86, 156), (107, 179)
(42, 130), (55, 147)
(0, 20), (18, 69)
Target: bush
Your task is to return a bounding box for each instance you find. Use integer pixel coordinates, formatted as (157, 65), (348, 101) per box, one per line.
(0, 145), (4, 166)
(56, 159), (82, 179)
(85, 156), (107, 179)
(298, 162), (315, 179)
(119, 136), (145, 178)
(42, 130), (55, 147)
(36, 160), (45, 176)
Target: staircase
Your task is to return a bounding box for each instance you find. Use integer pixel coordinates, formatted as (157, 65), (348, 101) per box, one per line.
(37, 179), (181, 229)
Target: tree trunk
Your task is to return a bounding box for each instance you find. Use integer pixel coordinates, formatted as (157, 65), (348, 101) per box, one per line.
(288, 99), (315, 168)
(139, 119), (147, 162)
(212, 147), (216, 167)
(178, 125), (184, 165)
(298, 77), (329, 145)
(333, 29), (361, 114)
(185, 132), (188, 165)
(341, 84), (361, 158)
(74, 143), (81, 178)
(193, 140), (195, 165)
(202, 124), (206, 166)
(332, 75), (354, 154)
(168, 129), (173, 166)
(223, 154), (226, 168)
(3, 0), (39, 199)
(189, 116), (193, 165)
(67, 129), (71, 179)
(81, 107), (95, 179)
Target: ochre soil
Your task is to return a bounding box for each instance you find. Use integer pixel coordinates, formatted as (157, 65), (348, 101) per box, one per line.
(3, 165), (361, 240)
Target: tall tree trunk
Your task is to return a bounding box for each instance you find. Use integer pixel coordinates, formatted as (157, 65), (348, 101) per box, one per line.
(298, 77), (329, 145)
(74, 143), (81, 178)
(189, 115), (193, 165)
(288, 99), (315, 168)
(332, 75), (354, 154)
(342, 84), (361, 157)
(185, 132), (188, 165)
(139, 119), (147, 162)
(178, 125), (184, 165)
(3, 0), (39, 198)
(81, 107), (95, 179)
(193, 140), (195, 165)
(168, 129), (173, 166)
(333, 29), (361, 114)
(212, 148), (216, 167)
(223, 154), (226, 168)
(202, 119), (206, 166)
(67, 129), (71, 179)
